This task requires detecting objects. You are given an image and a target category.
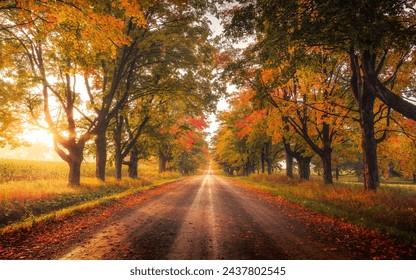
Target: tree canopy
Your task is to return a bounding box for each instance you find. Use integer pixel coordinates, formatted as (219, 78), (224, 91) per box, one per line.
(214, 0), (416, 189)
(0, 0), (220, 185)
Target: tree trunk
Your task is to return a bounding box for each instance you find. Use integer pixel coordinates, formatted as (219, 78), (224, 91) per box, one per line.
(261, 146), (266, 174)
(53, 139), (85, 186)
(114, 154), (123, 180)
(68, 159), (82, 186)
(360, 95), (379, 191)
(128, 161), (138, 179)
(297, 156), (312, 181)
(264, 141), (273, 175)
(115, 151), (122, 180)
(159, 151), (167, 173)
(284, 144), (294, 178)
(322, 151), (333, 185)
(336, 166), (340, 181)
(243, 158), (251, 176)
(114, 116), (123, 180)
(267, 160), (273, 175)
(413, 173), (416, 184)
(95, 130), (107, 181)
(350, 51), (380, 191)
(159, 159), (166, 173)
(66, 144), (84, 186)
(128, 149), (139, 178)
(114, 135), (122, 180)
(321, 123), (333, 184)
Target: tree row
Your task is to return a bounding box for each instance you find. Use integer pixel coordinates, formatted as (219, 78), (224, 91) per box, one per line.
(214, 0), (416, 190)
(0, 0), (219, 185)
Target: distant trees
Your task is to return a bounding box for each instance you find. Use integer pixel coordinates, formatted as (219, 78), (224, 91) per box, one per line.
(147, 97), (211, 175)
(212, 94), (282, 176)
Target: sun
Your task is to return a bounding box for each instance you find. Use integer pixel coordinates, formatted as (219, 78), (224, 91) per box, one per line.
(0, 126), (60, 161)
(21, 127), (54, 147)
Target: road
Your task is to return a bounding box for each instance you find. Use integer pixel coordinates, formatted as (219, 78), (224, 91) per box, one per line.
(59, 172), (353, 260)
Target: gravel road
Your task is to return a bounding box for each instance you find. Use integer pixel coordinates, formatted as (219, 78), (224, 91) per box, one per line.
(60, 172), (352, 260)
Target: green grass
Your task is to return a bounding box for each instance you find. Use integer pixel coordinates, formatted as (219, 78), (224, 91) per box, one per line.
(231, 173), (416, 242)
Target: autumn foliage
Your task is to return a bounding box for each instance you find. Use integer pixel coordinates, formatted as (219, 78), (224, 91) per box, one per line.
(1, 0), (218, 184)
(214, 0), (416, 190)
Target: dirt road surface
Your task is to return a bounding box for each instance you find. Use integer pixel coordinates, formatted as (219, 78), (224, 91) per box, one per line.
(59, 172), (353, 260)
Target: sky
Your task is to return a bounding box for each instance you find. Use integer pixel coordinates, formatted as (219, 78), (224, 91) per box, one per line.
(205, 97), (230, 143)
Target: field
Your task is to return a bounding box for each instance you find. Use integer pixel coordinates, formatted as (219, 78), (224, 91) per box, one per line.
(229, 173), (416, 242)
(0, 159), (182, 231)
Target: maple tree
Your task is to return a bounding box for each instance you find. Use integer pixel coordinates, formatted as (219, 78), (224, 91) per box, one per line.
(270, 51), (358, 184)
(233, 92), (283, 175)
(219, 47), (317, 180)
(242, 110), (279, 175)
(212, 116), (246, 175)
(0, 0), (219, 184)
(172, 117), (210, 174)
(89, 0), (219, 181)
(222, 0), (416, 190)
(148, 108), (210, 174)
(213, 92), (284, 176)
(377, 116), (416, 182)
(268, 106), (315, 181)
(111, 99), (150, 180)
(108, 57), (216, 179)
(0, 0), (145, 185)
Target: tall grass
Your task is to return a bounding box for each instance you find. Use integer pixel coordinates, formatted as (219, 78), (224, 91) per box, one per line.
(235, 173), (416, 241)
(0, 159), (97, 182)
(0, 158), (182, 182)
(0, 159), (182, 230)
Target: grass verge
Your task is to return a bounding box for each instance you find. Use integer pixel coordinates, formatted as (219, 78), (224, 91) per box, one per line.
(228, 174), (416, 243)
(0, 173), (183, 233)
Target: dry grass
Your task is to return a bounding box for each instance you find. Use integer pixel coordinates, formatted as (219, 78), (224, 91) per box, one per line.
(1, 177), (182, 234)
(235, 174), (416, 241)
(0, 159), (97, 183)
(0, 159), (183, 230)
